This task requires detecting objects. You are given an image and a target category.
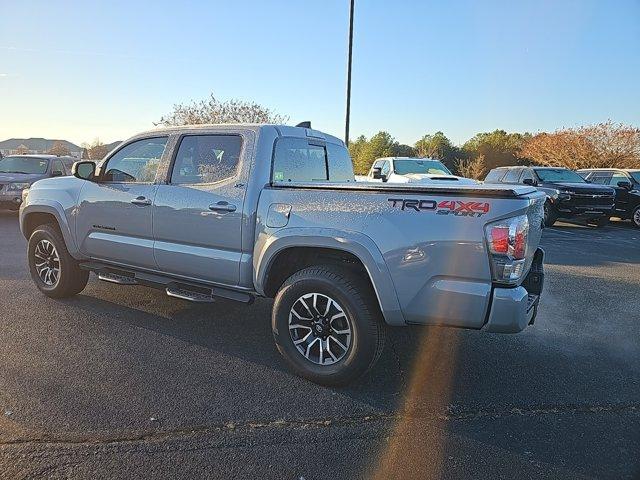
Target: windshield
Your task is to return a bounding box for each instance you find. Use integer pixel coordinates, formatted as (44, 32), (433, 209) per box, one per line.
(534, 168), (586, 184)
(393, 159), (451, 175)
(0, 156), (49, 174)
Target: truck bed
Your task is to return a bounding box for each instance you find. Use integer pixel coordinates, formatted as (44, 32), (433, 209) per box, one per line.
(257, 181), (545, 328)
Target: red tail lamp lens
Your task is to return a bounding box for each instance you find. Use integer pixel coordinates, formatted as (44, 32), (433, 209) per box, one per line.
(514, 230), (526, 259)
(491, 226), (510, 254)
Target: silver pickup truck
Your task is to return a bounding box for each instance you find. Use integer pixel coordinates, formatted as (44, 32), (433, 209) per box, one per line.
(19, 124), (545, 385)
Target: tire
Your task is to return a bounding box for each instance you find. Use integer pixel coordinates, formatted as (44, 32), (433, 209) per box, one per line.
(28, 224), (89, 298)
(543, 201), (557, 227)
(272, 265), (386, 386)
(632, 206), (640, 229)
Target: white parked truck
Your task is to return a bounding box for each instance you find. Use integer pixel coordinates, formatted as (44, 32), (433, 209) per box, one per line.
(365, 157), (477, 185)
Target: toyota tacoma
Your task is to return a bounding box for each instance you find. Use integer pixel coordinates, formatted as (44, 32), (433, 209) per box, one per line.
(20, 124), (546, 385)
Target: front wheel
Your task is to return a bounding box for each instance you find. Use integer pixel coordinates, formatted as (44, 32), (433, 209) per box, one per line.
(28, 224), (89, 298)
(272, 265), (386, 386)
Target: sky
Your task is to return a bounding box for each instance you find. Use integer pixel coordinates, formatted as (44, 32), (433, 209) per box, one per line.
(1, 0), (639, 147)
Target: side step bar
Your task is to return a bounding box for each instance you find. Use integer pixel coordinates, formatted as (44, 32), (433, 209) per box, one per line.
(166, 287), (216, 303)
(80, 262), (254, 304)
(98, 272), (137, 285)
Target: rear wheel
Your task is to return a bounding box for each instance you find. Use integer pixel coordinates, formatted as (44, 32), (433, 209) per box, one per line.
(28, 224), (89, 298)
(632, 207), (640, 228)
(543, 201), (557, 227)
(272, 265), (385, 386)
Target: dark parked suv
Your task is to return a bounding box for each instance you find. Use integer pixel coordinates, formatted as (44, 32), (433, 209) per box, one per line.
(0, 155), (75, 210)
(484, 166), (615, 227)
(577, 169), (640, 228)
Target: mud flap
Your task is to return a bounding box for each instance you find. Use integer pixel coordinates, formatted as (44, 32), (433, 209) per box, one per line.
(522, 248), (544, 324)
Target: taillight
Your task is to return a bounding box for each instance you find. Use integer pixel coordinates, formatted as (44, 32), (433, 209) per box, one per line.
(485, 214), (529, 283)
(490, 226), (510, 254)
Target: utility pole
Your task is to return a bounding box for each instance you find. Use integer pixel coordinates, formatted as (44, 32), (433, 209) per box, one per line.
(345, 0), (355, 145)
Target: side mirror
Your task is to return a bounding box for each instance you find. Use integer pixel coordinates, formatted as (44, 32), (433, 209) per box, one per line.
(72, 161), (96, 181)
(522, 178), (536, 186)
(617, 181), (632, 190)
(372, 167), (383, 179)
(51, 170), (63, 177)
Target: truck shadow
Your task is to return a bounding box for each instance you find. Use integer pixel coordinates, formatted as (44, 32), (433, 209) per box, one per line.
(53, 261), (639, 417)
(58, 283), (420, 410)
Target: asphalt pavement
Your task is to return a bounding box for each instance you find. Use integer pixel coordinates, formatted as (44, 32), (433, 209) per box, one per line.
(0, 210), (638, 479)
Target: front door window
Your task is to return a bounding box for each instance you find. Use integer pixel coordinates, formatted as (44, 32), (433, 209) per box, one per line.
(102, 137), (167, 183)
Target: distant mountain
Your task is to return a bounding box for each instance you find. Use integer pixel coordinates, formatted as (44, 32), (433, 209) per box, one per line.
(0, 137), (82, 154)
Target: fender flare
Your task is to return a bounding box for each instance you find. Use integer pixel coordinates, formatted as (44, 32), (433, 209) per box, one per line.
(254, 227), (405, 326)
(20, 202), (81, 258)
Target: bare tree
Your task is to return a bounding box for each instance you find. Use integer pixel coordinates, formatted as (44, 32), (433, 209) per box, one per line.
(157, 93), (288, 126)
(455, 154), (487, 180)
(521, 122), (640, 169)
(82, 139), (109, 161)
(47, 140), (70, 156)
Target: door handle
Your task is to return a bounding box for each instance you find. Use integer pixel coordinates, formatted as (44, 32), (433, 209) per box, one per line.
(208, 201), (236, 213)
(131, 196), (152, 206)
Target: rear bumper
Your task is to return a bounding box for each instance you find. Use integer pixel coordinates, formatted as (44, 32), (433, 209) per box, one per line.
(483, 287), (539, 333)
(483, 248), (544, 333)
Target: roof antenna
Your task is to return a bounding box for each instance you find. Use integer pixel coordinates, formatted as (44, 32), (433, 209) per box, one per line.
(295, 121), (311, 128)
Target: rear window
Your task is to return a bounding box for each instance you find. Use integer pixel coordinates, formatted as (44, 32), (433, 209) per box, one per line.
(272, 137), (353, 183)
(484, 169), (506, 182)
(326, 143), (354, 182)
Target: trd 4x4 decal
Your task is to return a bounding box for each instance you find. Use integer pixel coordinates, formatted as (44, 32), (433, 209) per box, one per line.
(388, 198), (490, 217)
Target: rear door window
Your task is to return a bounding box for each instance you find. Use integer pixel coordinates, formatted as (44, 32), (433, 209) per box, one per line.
(272, 137), (328, 182)
(170, 135), (242, 184)
(589, 172), (612, 185)
(502, 168), (522, 183)
(53, 159), (65, 175)
(609, 172), (629, 187)
(520, 168), (535, 183)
